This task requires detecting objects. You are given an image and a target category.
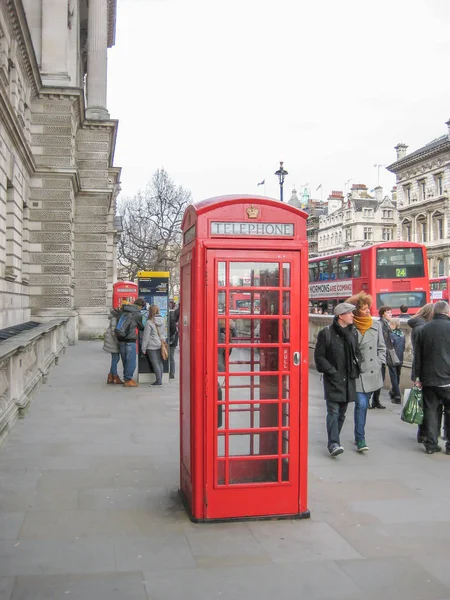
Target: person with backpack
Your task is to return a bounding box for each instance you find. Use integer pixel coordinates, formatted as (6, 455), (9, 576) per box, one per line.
(115, 298), (146, 387)
(168, 304), (180, 380)
(314, 302), (362, 457)
(103, 308), (123, 384)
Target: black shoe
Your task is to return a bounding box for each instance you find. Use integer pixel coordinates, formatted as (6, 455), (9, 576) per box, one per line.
(151, 382), (162, 386)
(169, 375), (175, 380)
(425, 446), (442, 455)
(389, 390), (395, 399)
(372, 402), (386, 409)
(392, 397), (401, 405)
(445, 446), (450, 455)
(329, 444), (344, 457)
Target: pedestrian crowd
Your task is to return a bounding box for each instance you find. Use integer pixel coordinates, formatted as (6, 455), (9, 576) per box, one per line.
(102, 297), (180, 388)
(314, 294), (449, 457)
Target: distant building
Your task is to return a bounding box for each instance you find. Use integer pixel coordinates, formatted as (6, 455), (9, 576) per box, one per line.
(317, 185), (397, 256)
(387, 121), (450, 277)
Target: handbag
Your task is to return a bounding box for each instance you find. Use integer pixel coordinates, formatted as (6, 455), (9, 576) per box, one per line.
(401, 386), (424, 425)
(155, 322), (169, 360)
(387, 347), (401, 367)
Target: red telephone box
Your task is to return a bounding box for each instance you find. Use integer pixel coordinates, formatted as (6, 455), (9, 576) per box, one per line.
(112, 281), (138, 309)
(179, 195), (310, 521)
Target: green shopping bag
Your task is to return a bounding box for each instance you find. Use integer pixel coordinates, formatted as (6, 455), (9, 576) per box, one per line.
(401, 386), (424, 425)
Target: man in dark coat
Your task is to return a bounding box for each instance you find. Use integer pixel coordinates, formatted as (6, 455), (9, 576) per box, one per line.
(415, 301), (450, 454)
(314, 302), (362, 457)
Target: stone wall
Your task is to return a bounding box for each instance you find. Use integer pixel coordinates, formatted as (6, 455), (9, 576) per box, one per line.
(0, 318), (69, 444)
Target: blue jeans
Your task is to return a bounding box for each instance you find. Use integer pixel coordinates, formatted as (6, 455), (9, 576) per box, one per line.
(119, 342), (137, 381)
(355, 392), (370, 442)
(109, 352), (120, 376)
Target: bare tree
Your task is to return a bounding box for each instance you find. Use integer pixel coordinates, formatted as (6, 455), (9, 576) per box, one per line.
(117, 169), (191, 293)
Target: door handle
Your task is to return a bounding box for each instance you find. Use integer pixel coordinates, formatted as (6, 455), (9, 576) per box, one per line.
(293, 352), (300, 366)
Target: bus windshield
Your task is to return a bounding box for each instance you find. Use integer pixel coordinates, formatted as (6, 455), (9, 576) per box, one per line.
(376, 247), (424, 279)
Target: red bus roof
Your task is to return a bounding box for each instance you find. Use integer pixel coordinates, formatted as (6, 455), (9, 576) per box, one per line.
(309, 241), (426, 262)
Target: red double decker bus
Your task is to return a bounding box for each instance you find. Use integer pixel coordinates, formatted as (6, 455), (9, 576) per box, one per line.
(309, 241), (429, 316)
(430, 276), (450, 303)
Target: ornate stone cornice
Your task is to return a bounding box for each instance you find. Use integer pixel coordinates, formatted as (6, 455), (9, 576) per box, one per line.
(107, 0), (117, 47)
(5, 0), (41, 96)
(387, 139), (450, 174)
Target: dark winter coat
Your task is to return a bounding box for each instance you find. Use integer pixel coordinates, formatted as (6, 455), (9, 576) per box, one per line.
(415, 313), (450, 387)
(116, 304), (145, 342)
(408, 316), (427, 380)
(169, 307), (180, 347)
(314, 319), (362, 404)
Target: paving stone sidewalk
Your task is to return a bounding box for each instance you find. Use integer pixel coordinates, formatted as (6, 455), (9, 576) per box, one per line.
(1, 341), (450, 600)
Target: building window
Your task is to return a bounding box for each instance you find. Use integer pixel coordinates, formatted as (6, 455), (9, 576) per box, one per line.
(345, 229), (352, 241)
(404, 185), (412, 204)
(382, 227), (392, 241)
(437, 217), (444, 240)
(436, 174), (443, 196)
(405, 223), (411, 241)
(363, 227), (372, 241)
(438, 259), (445, 277)
(418, 220), (427, 243)
(419, 179), (426, 201)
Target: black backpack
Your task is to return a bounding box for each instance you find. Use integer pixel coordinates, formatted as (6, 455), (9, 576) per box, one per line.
(115, 312), (134, 341)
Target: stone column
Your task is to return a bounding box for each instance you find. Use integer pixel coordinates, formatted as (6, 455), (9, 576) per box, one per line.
(87, 0), (110, 120)
(41, 0), (69, 84)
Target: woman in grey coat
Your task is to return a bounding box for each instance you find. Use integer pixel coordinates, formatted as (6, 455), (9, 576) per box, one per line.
(347, 293), (386, 452)
(103, 309), (123, 384)
(141, 304), (166, 386)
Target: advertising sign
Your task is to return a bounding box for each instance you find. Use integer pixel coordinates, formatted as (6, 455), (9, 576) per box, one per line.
(309, 280), (353, 299)
(136, 271), (170, 377)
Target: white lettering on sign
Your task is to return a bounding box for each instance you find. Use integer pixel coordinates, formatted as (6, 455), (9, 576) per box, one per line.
(210, 222), (294, 237)
(309, 280), (353, 299)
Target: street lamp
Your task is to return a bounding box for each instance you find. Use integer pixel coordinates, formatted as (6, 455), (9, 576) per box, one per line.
(274, 161), (288, 202)
(373, 164), (385, 186)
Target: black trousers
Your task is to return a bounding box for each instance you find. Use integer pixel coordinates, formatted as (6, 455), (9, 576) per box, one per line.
(371, 364), (386, 405)
(422, 386), (450, 450)
(326, 400), (348, 449)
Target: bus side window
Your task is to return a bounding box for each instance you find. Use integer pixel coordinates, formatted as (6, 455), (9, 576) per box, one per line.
(319, 260), (330, 281)
(330, 258), (338, 280)
(353, 254), (361, 278)
(338, 255), (352, 279)
(442, 280), (447, 290)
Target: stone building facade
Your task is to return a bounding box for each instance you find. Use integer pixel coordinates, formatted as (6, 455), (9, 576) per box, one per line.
(317, 185), (397, 256)
(387, 123), (450, 277)
(0, 0), (120, 340)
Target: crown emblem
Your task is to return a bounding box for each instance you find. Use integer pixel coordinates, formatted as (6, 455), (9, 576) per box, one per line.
(246, 205), (259, 219)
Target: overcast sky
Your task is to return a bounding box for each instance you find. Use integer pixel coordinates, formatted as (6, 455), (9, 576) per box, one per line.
(108, 0), (450, 204)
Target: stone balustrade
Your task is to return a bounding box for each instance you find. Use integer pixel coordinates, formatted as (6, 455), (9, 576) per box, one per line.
(0, 318), (69, 443)
(308, 315), (414, 392)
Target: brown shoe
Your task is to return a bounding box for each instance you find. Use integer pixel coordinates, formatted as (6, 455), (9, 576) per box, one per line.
(107, 373), (114, 384)
(112, 375), (124, 385)
(123, 379), (138, 387)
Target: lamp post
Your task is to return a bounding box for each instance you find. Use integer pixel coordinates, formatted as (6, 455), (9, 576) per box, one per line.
(274, 161), (288, 202)
(373, 164), (385, 186)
